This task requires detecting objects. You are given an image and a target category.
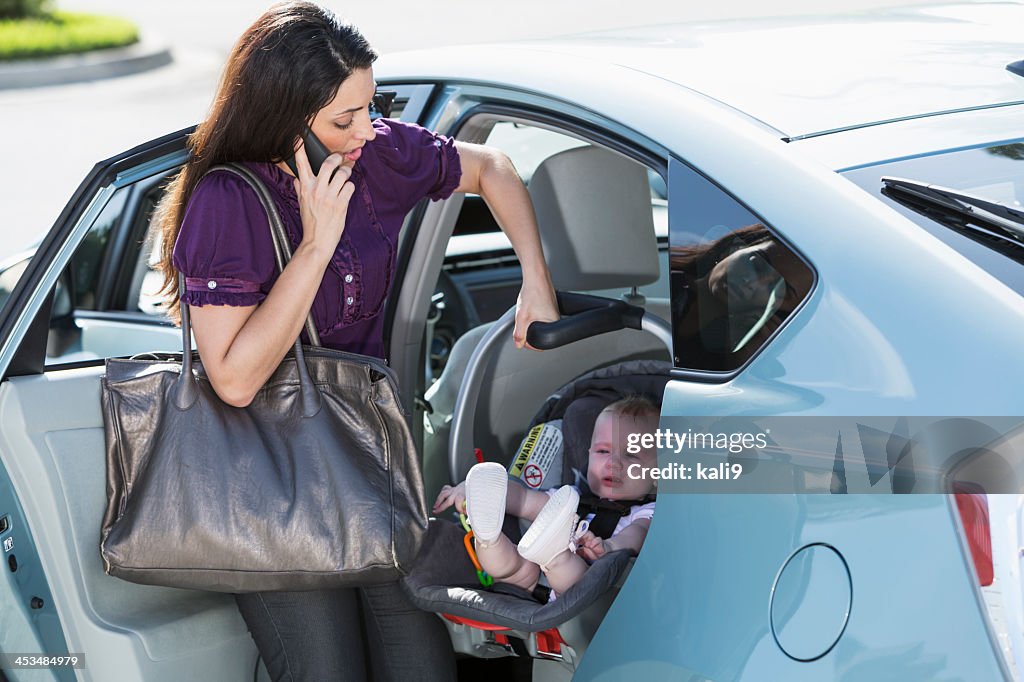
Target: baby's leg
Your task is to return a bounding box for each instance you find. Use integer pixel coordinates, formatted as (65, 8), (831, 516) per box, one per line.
(517, 485), (586, 592)
(475, 535), (540, 590)
(539, 550), (588, 594)
(466, 462), (540, 590)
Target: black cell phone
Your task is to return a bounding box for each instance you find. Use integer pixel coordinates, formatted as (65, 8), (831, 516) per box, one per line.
(285, 127), (331, 177)
(284, 92), (397, 177)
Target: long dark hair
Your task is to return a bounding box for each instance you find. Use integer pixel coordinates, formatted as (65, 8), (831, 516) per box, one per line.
(669, 223), (772, 277)
(155, 1), (376, 321)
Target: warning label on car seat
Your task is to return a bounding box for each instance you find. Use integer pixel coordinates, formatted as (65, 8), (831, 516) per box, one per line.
(509, 420), (563, 489)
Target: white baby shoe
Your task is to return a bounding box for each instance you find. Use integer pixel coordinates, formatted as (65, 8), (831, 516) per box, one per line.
(517, 485), (581, 568)
(465, 462), (509, 545)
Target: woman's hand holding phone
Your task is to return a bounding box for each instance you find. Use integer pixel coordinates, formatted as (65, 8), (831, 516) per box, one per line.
(293, 143), (355, 255)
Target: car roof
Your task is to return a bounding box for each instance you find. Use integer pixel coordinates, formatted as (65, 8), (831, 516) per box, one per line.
(393, 3), (1024, 142)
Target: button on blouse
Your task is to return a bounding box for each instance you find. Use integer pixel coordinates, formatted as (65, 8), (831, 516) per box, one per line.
(172, 119), (462, 359)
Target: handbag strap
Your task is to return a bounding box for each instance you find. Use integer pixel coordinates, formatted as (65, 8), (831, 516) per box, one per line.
(174, 162), (323, 416)
(212, 162), (321, 345)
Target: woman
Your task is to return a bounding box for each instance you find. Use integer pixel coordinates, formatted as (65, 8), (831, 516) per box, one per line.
(155, 2), (559, 680)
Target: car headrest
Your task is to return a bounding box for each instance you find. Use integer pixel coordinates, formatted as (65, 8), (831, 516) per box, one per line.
(528, 145), (659, 291)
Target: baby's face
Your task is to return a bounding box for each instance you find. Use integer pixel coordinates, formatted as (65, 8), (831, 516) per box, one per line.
(586, 410), (659, 500)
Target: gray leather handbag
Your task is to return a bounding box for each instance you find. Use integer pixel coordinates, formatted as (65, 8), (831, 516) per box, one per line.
(99, 162), (428, 593)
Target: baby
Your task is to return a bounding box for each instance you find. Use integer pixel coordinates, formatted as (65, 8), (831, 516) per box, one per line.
(433, 395), (659, 596)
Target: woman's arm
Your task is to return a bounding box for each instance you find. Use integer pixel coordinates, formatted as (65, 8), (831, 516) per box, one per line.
(189, 243), (333, 407)
(454, 142), (559, 349)
(190, 148), (355, 407)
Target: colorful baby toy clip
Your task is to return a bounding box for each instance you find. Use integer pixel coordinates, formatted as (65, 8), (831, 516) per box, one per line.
(459, 512), (494, 587)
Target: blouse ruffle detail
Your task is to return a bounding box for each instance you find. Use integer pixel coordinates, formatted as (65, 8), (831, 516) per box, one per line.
(182, 289), (266, 307)
(185, 275), (262, 294)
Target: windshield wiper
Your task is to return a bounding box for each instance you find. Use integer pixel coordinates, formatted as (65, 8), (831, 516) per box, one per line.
(881, 176), (1024, 244)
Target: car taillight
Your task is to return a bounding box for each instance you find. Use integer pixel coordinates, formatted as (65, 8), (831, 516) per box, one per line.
(954, 483), (993, 586)
(951, 490), (1023, 680)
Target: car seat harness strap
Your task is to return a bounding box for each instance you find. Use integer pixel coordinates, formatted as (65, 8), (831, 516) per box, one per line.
(576, 493), (655, 539)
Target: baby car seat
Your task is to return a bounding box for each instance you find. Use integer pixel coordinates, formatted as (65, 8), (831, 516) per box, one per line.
(402, 358), (670, 674)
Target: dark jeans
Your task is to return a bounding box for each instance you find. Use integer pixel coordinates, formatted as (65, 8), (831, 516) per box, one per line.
(235, 582), (456, 682)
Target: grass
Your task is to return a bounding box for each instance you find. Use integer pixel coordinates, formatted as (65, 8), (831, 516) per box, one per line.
(0, 11), (138, 61)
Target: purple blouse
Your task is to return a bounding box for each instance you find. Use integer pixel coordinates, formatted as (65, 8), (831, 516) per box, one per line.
(172, 119), (462, 359)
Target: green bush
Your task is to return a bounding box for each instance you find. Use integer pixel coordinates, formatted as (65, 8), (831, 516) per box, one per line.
(0, 0), (50, 20)
(0, 12), (138, 60)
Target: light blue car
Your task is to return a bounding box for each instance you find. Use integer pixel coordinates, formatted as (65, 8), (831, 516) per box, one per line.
(1, 3), (1023, 680)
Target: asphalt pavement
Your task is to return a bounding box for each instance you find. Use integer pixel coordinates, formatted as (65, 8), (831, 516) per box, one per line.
(0, 0), (951, 260)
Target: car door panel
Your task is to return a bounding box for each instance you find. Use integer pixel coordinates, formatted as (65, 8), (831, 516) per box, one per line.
(0, 132), (265, 679)
(0, 462), (65, 682)
(0, 368), (255, 681)
(54, 317), (180, 364)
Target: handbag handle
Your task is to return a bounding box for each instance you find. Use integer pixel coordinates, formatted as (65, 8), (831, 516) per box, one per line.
(175, 163), (323, 416)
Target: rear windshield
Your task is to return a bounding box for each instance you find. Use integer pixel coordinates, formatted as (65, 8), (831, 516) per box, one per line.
(842, 141), (1024, 296)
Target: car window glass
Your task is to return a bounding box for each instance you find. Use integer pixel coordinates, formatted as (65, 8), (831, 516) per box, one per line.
(842, 141), (1024, 296)
(45, 173), (182, 368)
(484, 122), (589, 182)
(130, 184), (174, 317)
(68, 189), (129, 310)
(428, 121), (667, 383)
(0, 251), (32, 321)
(136, 225), (170, 316)
(47, 184), (131, 364)
(668, 158), (814, 373)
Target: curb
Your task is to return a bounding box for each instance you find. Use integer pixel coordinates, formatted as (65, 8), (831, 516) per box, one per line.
(0, 38), (173, 90)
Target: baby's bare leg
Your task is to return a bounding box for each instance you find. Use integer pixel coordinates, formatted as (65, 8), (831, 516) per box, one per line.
(539, 550), (589, 594)
(476, 535), (541, 591)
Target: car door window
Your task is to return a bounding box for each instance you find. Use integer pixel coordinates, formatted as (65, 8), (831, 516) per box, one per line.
(67, 188), (130, 311)
(668, 158), (814, 374)
(45, 169), (182, 367)
(0, 251), (33, 320)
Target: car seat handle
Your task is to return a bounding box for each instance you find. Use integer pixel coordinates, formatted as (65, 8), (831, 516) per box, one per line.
(526, 291), (644, 350)
(449, 294), (673, 483)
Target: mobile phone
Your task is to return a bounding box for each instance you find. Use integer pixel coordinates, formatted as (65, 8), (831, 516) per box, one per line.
(285, 127), (331, 177)
(283, 91), (396, 176)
